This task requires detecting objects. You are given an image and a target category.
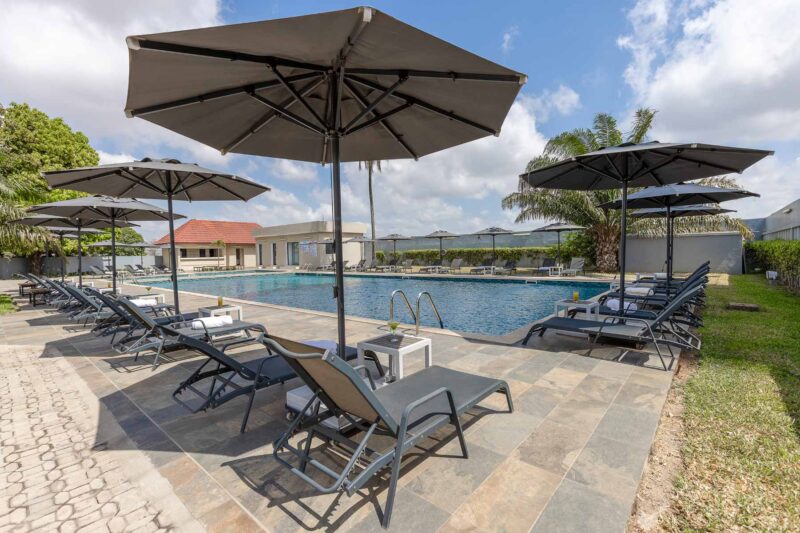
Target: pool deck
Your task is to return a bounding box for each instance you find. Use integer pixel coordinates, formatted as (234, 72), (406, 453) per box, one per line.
(1, 278), (677, 532)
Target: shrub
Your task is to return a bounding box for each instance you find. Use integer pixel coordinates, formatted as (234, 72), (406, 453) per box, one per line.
(395, 246), (554, 266)
(745, 240), (800, 292)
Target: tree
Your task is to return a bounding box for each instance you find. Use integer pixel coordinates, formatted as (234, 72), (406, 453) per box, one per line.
(0, 103), (99, 257)
(358, 160), (381, 260)
(211, 239), (226, 269)
(502, 109), (751, 272)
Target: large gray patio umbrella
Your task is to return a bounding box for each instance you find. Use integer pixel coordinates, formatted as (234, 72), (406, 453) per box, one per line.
(424, 230), (458, 264)
(471, 227), (513, 261)
(41, 226), (102, 282)
(27, 196), (183, 293)
(629, 205), (735, 279)
(18, 211), (137, 287)
(122, 6), (525, 353)
(531, 222), (585, 260)
(520, 141), (772, 313)
(597, 183), (758, 282)
(44, 160), (267, 311)
(377, 234), (411, 257)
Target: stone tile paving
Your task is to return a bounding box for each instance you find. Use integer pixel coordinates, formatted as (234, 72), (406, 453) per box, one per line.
(0, 279), (680, 532)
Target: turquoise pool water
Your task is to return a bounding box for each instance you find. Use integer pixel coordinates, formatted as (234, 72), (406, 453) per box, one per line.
(146, 273), (607, 336)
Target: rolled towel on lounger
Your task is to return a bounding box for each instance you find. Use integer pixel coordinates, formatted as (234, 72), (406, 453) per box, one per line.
(605, 298), (638, 312)
(625, 286), (653, 297)
(130, 298), (158, 307)
(653, 272), (667, 280)
(191, 315), (233, 330)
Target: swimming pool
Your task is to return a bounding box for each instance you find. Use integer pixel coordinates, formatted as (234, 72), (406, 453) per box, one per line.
(145, 273), (607, 336)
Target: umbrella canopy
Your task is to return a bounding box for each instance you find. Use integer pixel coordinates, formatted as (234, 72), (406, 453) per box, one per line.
(123, 6), (525, 351)
(629, 205), (736, 278)
(28, 196), (184, 292)
(597, 183), (759, 210)
(520, 141), (772, 312)
(597, 184), (756, 282)
(472, 227), (513, 261)
(13, 214), (122, 230)
(424, 230), (457, 264)
(44, 161), (267, 311)
(41, 226), (103, 282)
(531, 222), (586, 259)
(377, 233), (411, 256)
(87, 240), (156, 247)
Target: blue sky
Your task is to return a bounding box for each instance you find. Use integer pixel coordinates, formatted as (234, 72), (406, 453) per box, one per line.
(1, 0), (798, 241)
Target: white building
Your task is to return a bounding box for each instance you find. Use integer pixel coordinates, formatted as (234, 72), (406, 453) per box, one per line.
(252, 221), (369, 269)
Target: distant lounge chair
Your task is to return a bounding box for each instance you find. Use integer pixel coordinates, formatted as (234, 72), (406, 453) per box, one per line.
(560, 257), (585, 276)
(421, 258), (448, 273)
(440, 258), (463, 274)
(125, 265), (145, 277)
(536, 258), (560, 276)
(347, 259), (366, 271)
(396, 259), (413, 273)
(90, 265), (112, 277)
(374, 258), (398, 272)
(267, 336), (513, 529)
(523, 285), (704, 370)
(359, 259), (375, 271)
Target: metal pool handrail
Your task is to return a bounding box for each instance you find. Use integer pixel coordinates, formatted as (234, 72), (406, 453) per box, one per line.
(416, 291), (444, 335)
(389, 289), (417, 325)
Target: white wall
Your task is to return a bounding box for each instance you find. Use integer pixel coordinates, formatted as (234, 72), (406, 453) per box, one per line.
(624, 232), (743, 274)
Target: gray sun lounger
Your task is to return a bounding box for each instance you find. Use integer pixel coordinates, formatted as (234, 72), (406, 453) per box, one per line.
(267, 336), (512, 529)
(524, 285), (704, 370)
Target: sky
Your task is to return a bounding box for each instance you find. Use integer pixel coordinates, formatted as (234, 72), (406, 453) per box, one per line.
(1, 0), (798, 241)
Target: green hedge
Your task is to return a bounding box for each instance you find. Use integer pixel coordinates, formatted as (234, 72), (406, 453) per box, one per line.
(745, 240), (800, 291)
(382, 246), (554, 266)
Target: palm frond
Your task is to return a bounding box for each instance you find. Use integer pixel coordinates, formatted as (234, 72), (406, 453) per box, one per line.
(626, 108), (657, 143)
(592, 113), (622, 148)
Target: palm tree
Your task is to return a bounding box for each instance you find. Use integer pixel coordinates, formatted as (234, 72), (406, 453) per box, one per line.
(211, 239), (225, 269)
(503, 109), (751, 272)
(358, 160), (381, 260)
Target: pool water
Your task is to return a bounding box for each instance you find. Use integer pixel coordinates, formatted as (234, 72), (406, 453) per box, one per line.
(146, 273), (606, 336)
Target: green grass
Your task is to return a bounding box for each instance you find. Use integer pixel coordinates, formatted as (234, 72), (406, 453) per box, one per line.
(0, 294), (15, 315)
(668, 275), (800, 530)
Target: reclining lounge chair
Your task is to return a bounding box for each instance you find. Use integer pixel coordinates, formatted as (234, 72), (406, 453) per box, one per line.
(267, 336), (513, 529)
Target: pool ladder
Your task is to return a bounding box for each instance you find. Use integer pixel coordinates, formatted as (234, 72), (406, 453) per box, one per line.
(389, 289), (445, 335)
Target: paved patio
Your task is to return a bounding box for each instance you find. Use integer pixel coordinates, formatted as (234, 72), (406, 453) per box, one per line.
(1, 279), (675, 532)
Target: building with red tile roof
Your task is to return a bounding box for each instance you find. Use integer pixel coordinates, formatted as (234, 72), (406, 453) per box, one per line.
(155, 219), (262, 271)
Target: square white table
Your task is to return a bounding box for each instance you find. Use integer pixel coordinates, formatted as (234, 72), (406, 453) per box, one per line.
(554, 299), (600, 320)
(357, 334), (432, 381)
(198, 304), (244, 321)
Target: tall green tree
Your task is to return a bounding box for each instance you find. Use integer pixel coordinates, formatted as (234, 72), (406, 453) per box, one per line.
(358, 160), (381, 260)
(0, 102), (99, 257)
(503, 109), (750, 272)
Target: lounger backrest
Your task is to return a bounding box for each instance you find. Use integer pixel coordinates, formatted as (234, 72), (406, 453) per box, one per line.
(262, 336), (395, 431)
(652, 285), (704, 325)
(177, 333), (256, 379)
(542, 258), (555, 267)
(451, 258), (462, 268)
(64, 284), (97, 308)
(116, 297), (158, 329)
(86, 288), (129, 319)
(570, 257), (585, 270)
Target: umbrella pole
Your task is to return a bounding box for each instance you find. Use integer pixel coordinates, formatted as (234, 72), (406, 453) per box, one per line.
(111, 214), (117, 294)
(60, 234), (65, 283)
(331, 135), (347, 355)
(666, 206), (672, 284)
(557, 231), (561, 264)
(492, 235), (496, 262)
(619, 180), (628, 315)
(77, 226), (83, 288)
(166, 192), (181, 315)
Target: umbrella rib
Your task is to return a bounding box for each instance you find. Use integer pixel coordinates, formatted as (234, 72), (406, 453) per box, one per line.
(629, 152), (668, 185)
(575, 162), (624, 183)
(342, 75), (407, 133)
(346, 67), (525, 84)
(177, 175), (248, 202)
(347, 75), (497, 136)
(47, 168), (129, 189)
(342, 79), (417, 159)
(126, 72), (320, 117)
(344, 103), (413, 136)
(130, 39), (327, 72)
(248, 92), (326, 135)
(119, 169), (165, 195)
(222, 76), (325, 155)
(670, 154), (742, 174)
(272, 67), (327, 129)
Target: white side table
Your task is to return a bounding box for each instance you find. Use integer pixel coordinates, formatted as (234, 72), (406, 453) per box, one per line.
(357, 334), (432, 381)
(198, 304), (243, 321)
(554, 299), (600, 320)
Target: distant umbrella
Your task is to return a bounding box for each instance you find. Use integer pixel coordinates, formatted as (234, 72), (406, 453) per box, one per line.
(520, 141), (772, 313)
(44, 160), (266, 311)
(598, 184), (757, 282)
(471, 227), (513, 261)
(531, 222), (586, 259)
(377, 233), (411, 257)
(42, 226), (103, 282)
(424, 230), (458, 264)
(28, 196), (183, 293)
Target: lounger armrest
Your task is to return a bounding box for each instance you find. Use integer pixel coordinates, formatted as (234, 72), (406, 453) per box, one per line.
(398, 387), (455, 438)
(351, 364), (377, 390)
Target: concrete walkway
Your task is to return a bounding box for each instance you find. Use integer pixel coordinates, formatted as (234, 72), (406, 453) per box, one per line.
(1, 279), (676, 532)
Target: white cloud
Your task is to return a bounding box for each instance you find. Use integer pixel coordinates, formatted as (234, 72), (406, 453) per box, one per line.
(97, 150), (135, 164)
(528, 85), (581, 123)
(619, 0), (800, 144)
(501, 25), (519, 53)
(0, 0), (227, 166)
(727, 154), (800, 219)
(271, 159), (321, 183)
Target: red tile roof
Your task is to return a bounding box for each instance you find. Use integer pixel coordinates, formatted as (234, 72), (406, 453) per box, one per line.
(154, 219), (261, 245)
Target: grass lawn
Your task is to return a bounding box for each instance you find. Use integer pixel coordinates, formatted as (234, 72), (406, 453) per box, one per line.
(0, 294), (15, 315)
(667, 275), (800, 530)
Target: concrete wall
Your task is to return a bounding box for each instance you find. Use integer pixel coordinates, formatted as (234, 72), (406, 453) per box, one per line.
(1, 256), (105, 279)
(625, 232), (743, 274)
